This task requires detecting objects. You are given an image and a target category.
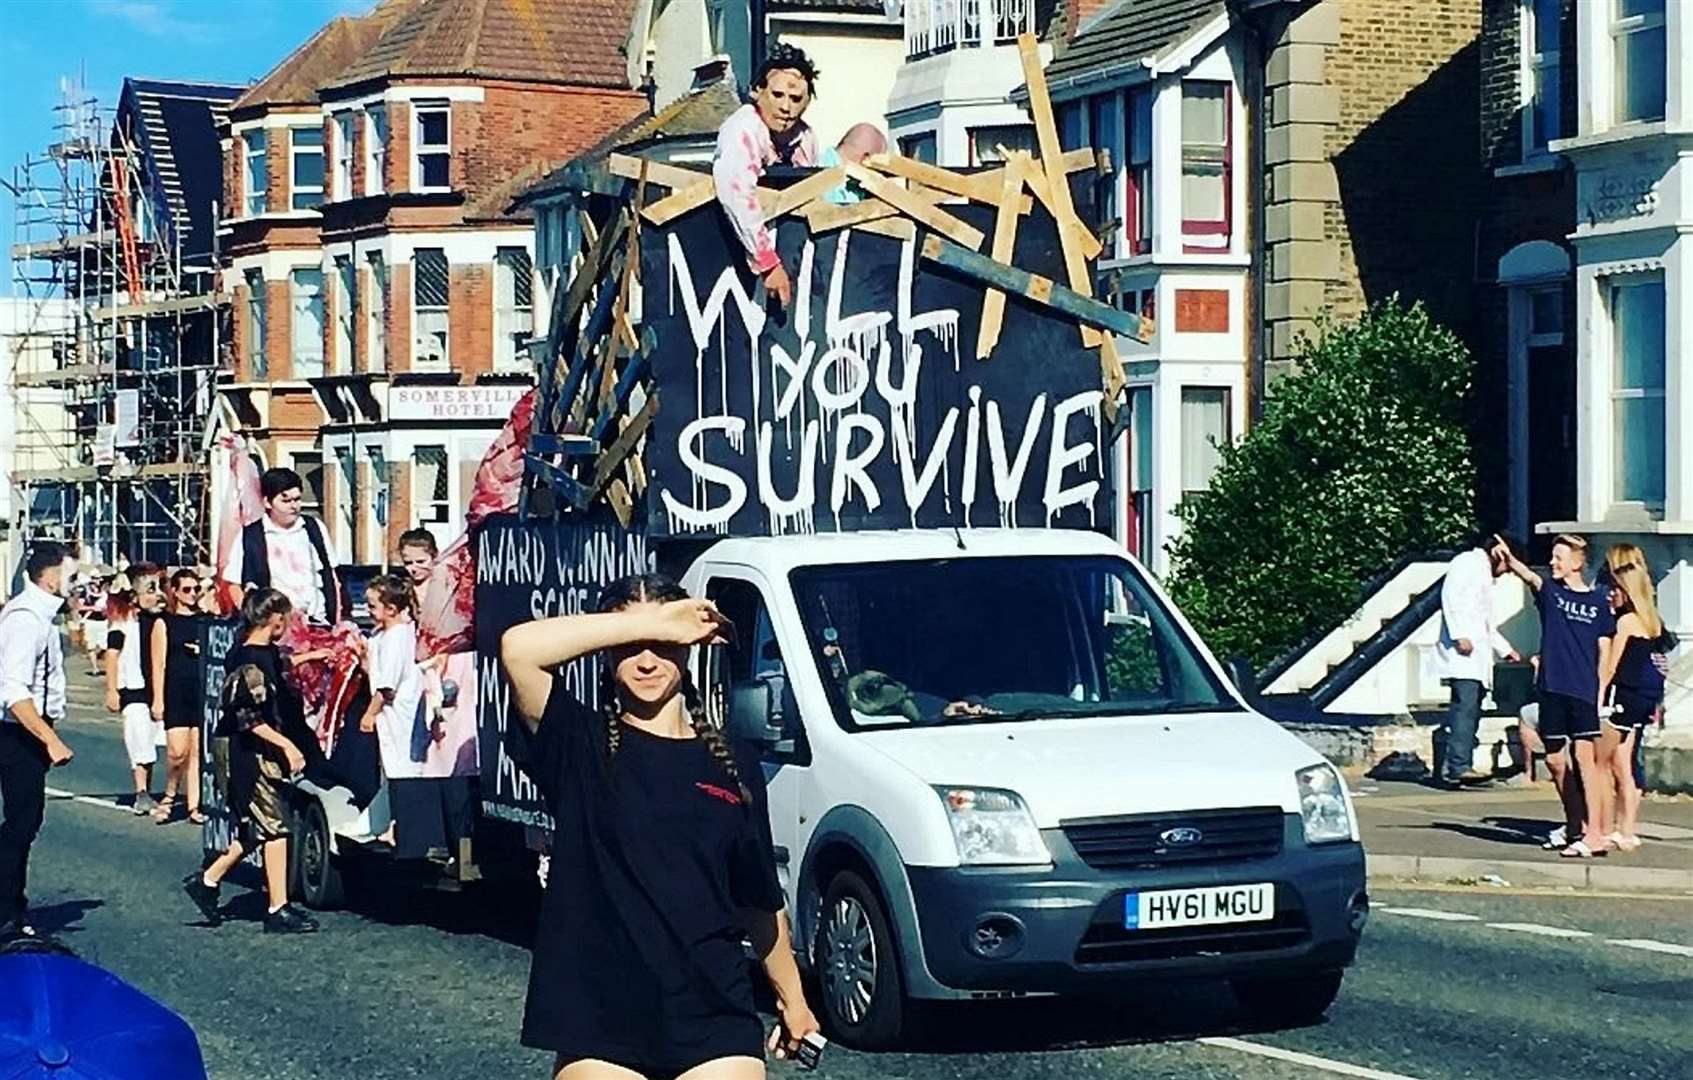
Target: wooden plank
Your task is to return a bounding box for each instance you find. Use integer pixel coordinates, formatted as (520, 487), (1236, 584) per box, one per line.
(762, 166), (846, 220)
(842, 162), (985, 250)
(606, 477), (635, 528)
(1018, 31), (1103, 345)
(804, 195), (912, 233)
(641, 178), (716, 225)
(919, 233), (1149, 341)
(1097, 335), (1126, 423)
(1021, 166), (1103, 260)
(975, 151), (1029, 360)
(608, 153), (709, 191)
(594, 392), (659, 492)
(863, 154), (1034, 212)
(852, 217), (917, 242)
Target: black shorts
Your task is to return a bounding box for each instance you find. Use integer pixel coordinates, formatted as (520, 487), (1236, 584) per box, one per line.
(162, 695), (200, 731)
(1538, 691), (1599, 749)
(1606, 698), (1656, 734)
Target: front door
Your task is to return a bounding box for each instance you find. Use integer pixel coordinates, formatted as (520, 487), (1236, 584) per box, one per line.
(1527, 341), (1577, 533)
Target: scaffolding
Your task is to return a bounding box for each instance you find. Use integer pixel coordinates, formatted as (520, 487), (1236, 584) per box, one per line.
(6, 83), (225, 569)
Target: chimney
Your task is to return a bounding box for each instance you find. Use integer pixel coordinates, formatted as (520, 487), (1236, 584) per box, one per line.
(691, 56), (732, 91)
(1067, 0), (1111, 41)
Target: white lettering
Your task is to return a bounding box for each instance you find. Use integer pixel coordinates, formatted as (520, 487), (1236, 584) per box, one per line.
(986, 393), (1047, 526)
(830, 414), (885, 515)
(892, 407), (959, 523)
(661, 416), (748, 531)
(757, 420), (820, 535)
(1044, 391), (1101, 524)
(811, 346), (871, 412)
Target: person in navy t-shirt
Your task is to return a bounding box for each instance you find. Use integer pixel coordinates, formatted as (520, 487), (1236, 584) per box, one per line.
(1494, 534), (1616, 857)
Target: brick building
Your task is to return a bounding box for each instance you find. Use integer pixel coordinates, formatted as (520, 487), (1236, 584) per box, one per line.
(218, 0), (646, 564)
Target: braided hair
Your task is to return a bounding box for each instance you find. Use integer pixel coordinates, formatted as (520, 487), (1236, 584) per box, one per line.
(596, 573), (749, 805)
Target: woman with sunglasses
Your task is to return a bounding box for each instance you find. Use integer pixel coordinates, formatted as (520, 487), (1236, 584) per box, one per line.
(151, 569), (208, 824)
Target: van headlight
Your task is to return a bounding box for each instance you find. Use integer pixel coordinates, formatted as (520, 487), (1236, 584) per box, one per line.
(1296, 764), (1353, 844)
(935, 787), (1051, 866)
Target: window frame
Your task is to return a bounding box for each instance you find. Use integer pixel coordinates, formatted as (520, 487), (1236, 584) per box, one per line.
(412, 101), (451, 192)
(412, 247), (450, 371)
(897, 132), (937, 165)
(1126, 87), (1153, 256)
(1179, 385), (1232, 503)
(1125, 385), (1154, 567)
(332, 111), (355, 200)
(365, 106), (389, 196)
(1610, 0), (1667, 125)
(966, 124), (1036, 166)
(289, 126), (325, 211)
(1179, 80), (1232, 251)
(243, 130), (268, 217)
(493, 247), (534, 374)
(289, 266), (326, 379)
(1520, 0), (1562, 156)
(1606, 274), (1666, 513)
(244, 268), (267, 378)
(332, 255), (355, 375)
(366, 252), (388, 373)
(291, 451), (326, 515)
(412, 444), (451, 526)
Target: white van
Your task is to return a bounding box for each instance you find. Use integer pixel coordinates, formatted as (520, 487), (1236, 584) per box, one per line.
(686, 527), (1368, 1049)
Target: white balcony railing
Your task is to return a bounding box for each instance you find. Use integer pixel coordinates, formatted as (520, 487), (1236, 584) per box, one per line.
(904, 0), (1036, 60)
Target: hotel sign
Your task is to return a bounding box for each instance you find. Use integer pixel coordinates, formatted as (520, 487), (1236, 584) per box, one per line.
(389, 384), (529, 422)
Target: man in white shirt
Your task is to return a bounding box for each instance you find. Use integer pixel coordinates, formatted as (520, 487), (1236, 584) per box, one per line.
(0, 541), (76, 938)
(1434, 534), (1520, 788)
(222, 467), (341, 625)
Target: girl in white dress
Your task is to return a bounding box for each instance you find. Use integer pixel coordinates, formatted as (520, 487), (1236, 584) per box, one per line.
(357, 574), (425, 847)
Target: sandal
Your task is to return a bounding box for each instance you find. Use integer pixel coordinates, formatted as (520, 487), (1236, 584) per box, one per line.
(151, 795), (176, 824)
(1560, 839), (1610, 859)
(1541, 825), (1568, 851)
(1613, 833), (1643, 852)
(186, 809), (207, 826)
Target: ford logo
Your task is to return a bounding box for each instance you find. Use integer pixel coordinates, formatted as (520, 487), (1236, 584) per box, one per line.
(1159, 827), (1204, 847)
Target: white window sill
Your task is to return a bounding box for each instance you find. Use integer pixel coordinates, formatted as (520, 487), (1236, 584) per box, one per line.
(226, 210), (323, 225)
(1535, 512), (1687, 535)
(1494, 156), (1562, 178)
(1099, 252), (1250, 270)
(1550, 121), (1674, 155)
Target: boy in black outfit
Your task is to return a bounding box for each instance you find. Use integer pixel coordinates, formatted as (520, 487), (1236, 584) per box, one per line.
(182, 588), (317, 933)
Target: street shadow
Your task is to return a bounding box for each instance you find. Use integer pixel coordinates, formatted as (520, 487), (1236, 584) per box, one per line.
(341, 870), (540, 950)
(27, 898), (104, 936)
(1478, 815), (1559, 841)
(1425, 821), (1544, 847)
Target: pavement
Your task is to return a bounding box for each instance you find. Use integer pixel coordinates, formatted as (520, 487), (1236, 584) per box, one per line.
(1353, 779), (1693, 895)
(16, 680), (1693, 1078)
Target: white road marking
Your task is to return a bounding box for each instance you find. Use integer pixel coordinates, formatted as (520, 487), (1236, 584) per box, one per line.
(1200, 1036), (1427, 1080)
(1486, 922), (1591, 939)
(46, 786), (134, 815)
(1378, 907), (1481, 922)
(1608, 938), (1693, 958)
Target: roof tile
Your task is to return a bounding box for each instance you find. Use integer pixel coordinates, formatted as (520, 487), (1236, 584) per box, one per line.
(1042, 0), (1225, 94)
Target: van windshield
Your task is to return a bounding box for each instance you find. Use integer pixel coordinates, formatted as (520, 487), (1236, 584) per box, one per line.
(787, 555), (1238, 731)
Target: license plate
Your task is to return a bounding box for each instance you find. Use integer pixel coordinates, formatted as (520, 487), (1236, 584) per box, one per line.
(1124, 883), (1275, 930)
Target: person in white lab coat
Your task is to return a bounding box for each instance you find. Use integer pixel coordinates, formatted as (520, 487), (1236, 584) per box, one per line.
(1434, 535), (1520, 788)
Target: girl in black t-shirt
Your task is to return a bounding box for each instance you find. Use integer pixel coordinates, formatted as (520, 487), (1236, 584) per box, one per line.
(502, 573), (819, 1080)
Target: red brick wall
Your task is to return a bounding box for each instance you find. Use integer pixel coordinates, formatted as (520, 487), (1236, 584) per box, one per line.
(265, 278), (291, 380)
(388, 101), (412, 194)
(458, 83), (645, 203)
(389, 261), (412, 374)
(386, 459), (413, 563)
(232, 280), (252, 381)
(348, 110), (366, 198)
(451, 264), (493, 378)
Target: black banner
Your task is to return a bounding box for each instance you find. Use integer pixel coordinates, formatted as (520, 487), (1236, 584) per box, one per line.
(198, 616), (240, 854)
(473, 511), (654, 829)
(641, 204), (1112, 538)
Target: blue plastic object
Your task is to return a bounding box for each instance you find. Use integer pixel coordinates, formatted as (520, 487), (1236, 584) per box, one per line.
(0, 953), (207, 1080)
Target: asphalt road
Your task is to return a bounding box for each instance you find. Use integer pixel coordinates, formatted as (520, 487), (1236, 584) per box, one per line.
(18, 701), (1693, 1080)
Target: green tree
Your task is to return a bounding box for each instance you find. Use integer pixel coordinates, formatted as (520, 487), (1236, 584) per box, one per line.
(1166, 298), (1475, 672)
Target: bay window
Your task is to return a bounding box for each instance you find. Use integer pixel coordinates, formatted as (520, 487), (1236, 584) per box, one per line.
(367, 252), (388, 373)
(243, 130), (267, 216)
(1125, 386), (1153, 565)
(244, 269), (266, 378)
(1181, 81), (1230, 250)
(1127, 89), (1153, 255)
(1088, 94), (1123, 259)
(968, 125), (1036, 166)
(289, 267), (325, 378)
(290, 127), (324, 210)
(414, 445), (451, 526)
(413, 248), (449, 370)
(1609, 278), (1665, 510)
(1612, 0), (1665, 124)
(414, 101), (450, 190)
(333, 255), (354, 375)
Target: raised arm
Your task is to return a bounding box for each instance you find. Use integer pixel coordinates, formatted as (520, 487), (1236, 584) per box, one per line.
(1491, 537), (1543, 592)
(150, 619), (168, 720)
(499, 599), (729, 731)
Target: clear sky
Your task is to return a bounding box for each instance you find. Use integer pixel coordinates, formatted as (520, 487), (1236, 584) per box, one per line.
(1, 0), (377, 294)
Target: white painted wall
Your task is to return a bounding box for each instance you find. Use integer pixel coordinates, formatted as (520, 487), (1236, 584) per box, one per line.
(773, 16), (904, 149)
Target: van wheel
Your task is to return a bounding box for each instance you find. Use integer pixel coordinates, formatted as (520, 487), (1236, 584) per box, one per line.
(1230, 970), (1344, 1026)
(291, 800), (345, 910)
(815, 870), (904, 1049)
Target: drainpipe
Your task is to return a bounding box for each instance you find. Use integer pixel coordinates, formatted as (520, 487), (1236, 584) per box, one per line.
(1229, 0), (1271, 424)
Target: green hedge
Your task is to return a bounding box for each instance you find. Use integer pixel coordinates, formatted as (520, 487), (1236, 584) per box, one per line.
(1166, 298), (1475, 673)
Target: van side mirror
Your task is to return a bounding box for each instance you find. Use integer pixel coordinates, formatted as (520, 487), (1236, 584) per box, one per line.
(728, 681), (781, 747)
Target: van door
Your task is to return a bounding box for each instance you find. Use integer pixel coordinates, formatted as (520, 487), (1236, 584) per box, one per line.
(701, 573), (809, 906)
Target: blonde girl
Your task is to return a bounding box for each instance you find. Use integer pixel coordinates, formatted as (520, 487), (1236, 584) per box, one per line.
(1598, 544), (1669, 850)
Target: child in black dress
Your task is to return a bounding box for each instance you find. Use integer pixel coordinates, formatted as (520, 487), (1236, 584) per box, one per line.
(502, 574), (819, 1080)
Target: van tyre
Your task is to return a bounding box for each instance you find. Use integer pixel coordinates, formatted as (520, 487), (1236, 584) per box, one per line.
(291, 800), (346, 910)
(1230, 970), (1344, 1026)
(815, 870), (905, 1049)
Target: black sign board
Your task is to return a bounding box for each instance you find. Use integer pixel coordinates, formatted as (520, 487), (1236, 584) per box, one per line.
(474, 511), (654, 829)
(641, 204), (1113, 539)
(197, 616), (240, 854)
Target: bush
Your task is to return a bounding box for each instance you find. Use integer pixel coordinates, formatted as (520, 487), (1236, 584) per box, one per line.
(1165, 298), (1475, 672)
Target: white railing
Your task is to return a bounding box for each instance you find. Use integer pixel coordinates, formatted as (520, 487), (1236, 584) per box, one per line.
(904, 0), (1036, 60)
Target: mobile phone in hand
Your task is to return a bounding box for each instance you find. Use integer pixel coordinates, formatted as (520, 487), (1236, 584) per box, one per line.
(793, 1032), (827, 1070)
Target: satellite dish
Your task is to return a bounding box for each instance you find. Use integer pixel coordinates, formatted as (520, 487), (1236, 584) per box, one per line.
(882, 0), (902, 18)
